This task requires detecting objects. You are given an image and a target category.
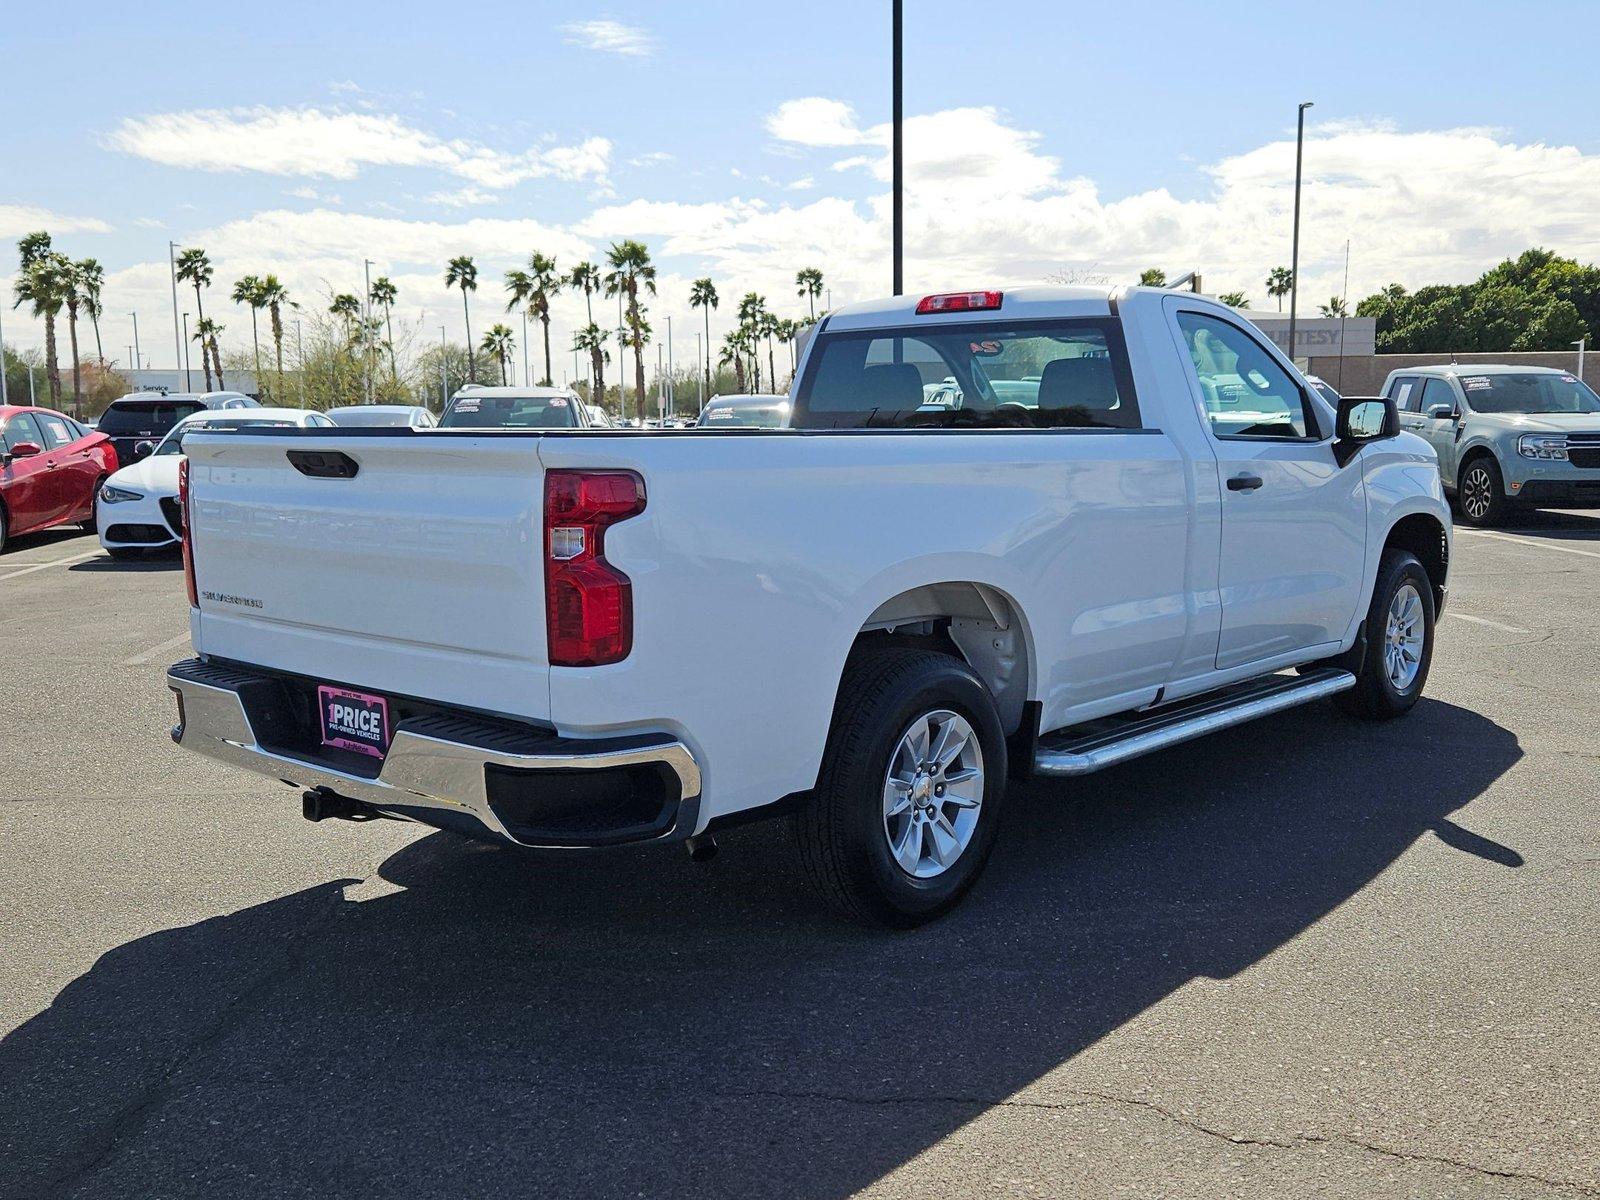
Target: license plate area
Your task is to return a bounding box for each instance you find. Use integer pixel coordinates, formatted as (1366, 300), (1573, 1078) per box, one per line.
(317, 684), (392, 759)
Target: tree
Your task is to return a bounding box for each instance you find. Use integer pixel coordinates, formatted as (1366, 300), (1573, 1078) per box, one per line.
(603, 240), (656, 421)
(193, 317), (224, 390)
(761, 310), (779, 392)
(572, 323), (609, 407)
(795, 267), (824, 319)
(736, 293), (768, 392)
(231, 274), (268, 391)
(1319, 296), (1349, 318)
(1138, 268), (1167, 287)
(569, 261), (601, 325)
(689, 277), (718, 395)
(481, 323), (516, 385)
(176, 248), (219, 389)
(719, 330), (746, 393)
(445, 255), (479, 382)
(60, 258), (86, 418)
(1218, 291), (1249, 308)
(329, 294), (360, 398)
(369, 276), (399, 383)
(76, 258), (105, 364)
(12, 246), (67, 405)
(258, 275), (291, 402)
(502, 269), (533, 385)
(777, 317), (800, 373)
(1266, 266), (1294, 312)
(526, 252), (560, 386)
(18, 230), (52, 271)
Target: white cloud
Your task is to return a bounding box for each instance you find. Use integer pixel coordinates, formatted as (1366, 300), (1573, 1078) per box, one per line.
(561, 19), (653, 57)
(106, 106), (612, 189)
(627, 151), (674, 168)
(0, 205), (112, 240)
(766, 98), (872, 148)
(426, 187), (500, 208)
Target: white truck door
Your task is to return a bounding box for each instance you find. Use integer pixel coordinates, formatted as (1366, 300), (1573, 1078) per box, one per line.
(1167, 304), (1366, 670)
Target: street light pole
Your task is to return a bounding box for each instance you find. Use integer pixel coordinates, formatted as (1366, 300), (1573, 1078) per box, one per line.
(666, 314), (674, 418)
(168, 242), (183, 389)
(130, 312), (142, 379)
(1575, 338), (1587, 384)
(1287, 100), (1314, 366)
(182, 312), (192, 391)
(362, 259), (374, 404)
(891, 0), (904, 296)
(522, 310), (530, 386)
(696, 331), (703, 411)
(295, 320), (304, 408)
(439, 324), (448, 409)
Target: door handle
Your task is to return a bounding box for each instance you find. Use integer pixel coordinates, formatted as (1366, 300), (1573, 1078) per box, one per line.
(1227, 473), (1264, 492)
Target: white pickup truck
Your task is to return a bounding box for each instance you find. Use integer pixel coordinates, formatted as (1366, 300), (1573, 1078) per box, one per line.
(166, 285), (1451, 925)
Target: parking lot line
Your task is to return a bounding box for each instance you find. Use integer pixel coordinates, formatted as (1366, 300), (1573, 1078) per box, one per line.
(0, 548), (103, 582)
(1447, 612), (1532, 635)
(122, 631), (194, 667)
(1456, 528), (1600, 561)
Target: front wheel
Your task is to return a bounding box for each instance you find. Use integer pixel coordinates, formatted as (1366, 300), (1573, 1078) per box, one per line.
(1338, 549), (1435, 720)
(81, 477), (106, 532)
(794, 648), (1008, 927)
(1457, 457), (1507, 527)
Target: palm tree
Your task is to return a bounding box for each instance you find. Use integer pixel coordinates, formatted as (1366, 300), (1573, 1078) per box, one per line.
(194, 317), (224, 390)
(369, 276), (398, 383)
(12, 250), (67, 405)
(175, 248), (218, 389)
(1266, 266), (1294, 312)
(777, 317), (799, 373)
(1319, 296), (1349, 318)
(603, 240), (656, 421)
(795, 267), (823, 319)
(258, 275), (291, 401)
(1138, 268), (1167, 287)
(60, 258), (86, 418)
(329, 294), (360, 399)
(761, 310), (779, 392)
(18, 230), (52, 271)
(231, 274), (267, 390)
(76, 258), (105, 364)
(481, 323), (516, 385)
(503, 268), (533, 384)
(525, 252), (561, 387)
(736, 293), (767, 391)
(689, 277), (718, 395)
(573, 323), (609, 405)
(719, 331), (746, 393)
(445, 255), (479, 382)
(1218, 291), (1249, 308)
(568, 261), (601, 326)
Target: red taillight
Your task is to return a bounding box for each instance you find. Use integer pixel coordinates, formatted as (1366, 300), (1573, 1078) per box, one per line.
(544, 470), (646, 666)
(915, 290), (1003, 315)
(179, 457), (198, 608)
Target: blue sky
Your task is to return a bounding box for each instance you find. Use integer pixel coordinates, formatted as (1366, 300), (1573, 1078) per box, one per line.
(8, 0), (1600, 376)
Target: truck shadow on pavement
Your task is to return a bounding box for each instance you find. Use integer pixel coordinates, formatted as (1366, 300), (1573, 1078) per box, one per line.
(0, 699), (1523, 1199)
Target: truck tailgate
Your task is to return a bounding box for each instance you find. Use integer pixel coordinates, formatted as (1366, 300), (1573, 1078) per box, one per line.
(185, 432), (551, 723)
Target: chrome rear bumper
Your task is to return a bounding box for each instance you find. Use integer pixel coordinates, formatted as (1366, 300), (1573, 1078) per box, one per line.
(166, 658), (702, 848)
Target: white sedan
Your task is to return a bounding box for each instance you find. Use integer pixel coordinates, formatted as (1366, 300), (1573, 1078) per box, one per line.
(96, 407), (334, 559)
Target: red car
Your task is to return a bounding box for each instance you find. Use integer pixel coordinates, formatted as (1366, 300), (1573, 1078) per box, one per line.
(0, 405), (120, 552)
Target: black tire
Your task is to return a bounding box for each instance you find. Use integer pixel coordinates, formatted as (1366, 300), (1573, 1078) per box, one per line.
(1457, 456), (1507, 527)
(80, 476), (106, 532)
(793, 647), (1008, 927)
(0, 503), (8, 554)
(1338, 550), (1435, 720)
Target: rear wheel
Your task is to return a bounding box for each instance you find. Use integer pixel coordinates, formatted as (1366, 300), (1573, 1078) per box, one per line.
(1457, 456), (1507, 527)
(1338, 549), (1435, 720)
(794, 648), (1007, 927)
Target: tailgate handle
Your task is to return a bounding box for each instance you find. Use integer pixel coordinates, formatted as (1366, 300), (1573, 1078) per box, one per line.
(287, 450), (359, 479)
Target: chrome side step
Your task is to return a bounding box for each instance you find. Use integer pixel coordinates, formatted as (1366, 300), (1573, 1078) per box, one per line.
(1033, 668), (1356, 778)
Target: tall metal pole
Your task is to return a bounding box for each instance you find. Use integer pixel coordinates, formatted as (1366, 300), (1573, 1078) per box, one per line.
(1576, 338), (1587, 384)
(168, 242), (183, 387)
(295, 320), (304, 408)
(666, 314), (674, 418)
(1337, 239), (1350, 393)
(891, 0), (904, 296)
(29, 365), (37, 404)
(656, 343), (665, 423)
(182, 312), (192, 391)
(130, 313), (141, 378)
(0, 288), (8, 405)
(696, 331), (703, 411)
(439, 324), (448, 409)
(362, 259), (374, 404)
(1287, 101), (1313, 366)
(521, 310), (530, 386)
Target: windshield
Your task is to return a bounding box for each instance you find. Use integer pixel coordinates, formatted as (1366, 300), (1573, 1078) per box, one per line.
(154, 418), (296, 455)
(98, 401), (206, 435)
(699, 402), (790, 428)
(439, 395), (579, 429)
(1460, 373), (1600, 415)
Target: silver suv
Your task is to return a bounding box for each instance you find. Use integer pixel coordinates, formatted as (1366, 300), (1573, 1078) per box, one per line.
(1382, 364), (1600, 526)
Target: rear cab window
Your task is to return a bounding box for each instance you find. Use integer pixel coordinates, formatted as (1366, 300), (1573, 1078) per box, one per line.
(439, 395), (580, 429)
(98, 401), (206, 435)
(792, 318), (1140, 430)
(1389, 375), (1422, 411)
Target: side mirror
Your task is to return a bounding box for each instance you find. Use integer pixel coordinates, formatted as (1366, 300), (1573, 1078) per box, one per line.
(1333, 396), (1399, 467)
(133, 439), (157, 459)
(4, 441), (42, 463)
(1426, 403), (1457, 420)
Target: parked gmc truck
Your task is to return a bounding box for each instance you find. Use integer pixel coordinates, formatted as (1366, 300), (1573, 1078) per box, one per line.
(166, 286), (1451, 925)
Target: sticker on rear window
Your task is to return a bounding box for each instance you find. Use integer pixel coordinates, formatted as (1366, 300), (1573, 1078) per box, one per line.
(548, 398), (568, 407)
(453, 399), (480, 411)
(1461, 376), (1492, 390)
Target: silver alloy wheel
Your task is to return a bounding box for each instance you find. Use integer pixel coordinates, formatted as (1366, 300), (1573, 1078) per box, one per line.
(1384, 582), (1426, 691)
(1462, 465), (1494, 520)
(882, 709), (984, 879)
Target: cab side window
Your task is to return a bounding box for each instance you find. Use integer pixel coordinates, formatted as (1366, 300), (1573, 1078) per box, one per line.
(37, 413), (76, 449)
(1421, 378), (1457, 415)
(1390, 376), (1422, 412)
(1176, 312), (1315, 439)
(2, 414), (45, 452)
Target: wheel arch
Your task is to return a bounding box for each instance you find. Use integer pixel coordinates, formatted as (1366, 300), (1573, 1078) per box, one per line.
(1383, 511), (1450, 614)
(849, 580), (1035, 737)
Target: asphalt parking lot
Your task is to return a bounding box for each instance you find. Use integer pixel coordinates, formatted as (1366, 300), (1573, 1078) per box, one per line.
(2, 517), (1597, 1200)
